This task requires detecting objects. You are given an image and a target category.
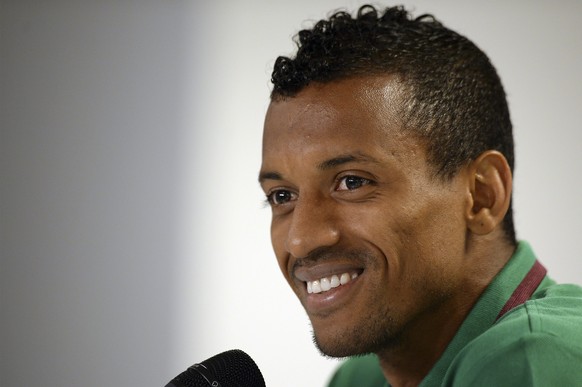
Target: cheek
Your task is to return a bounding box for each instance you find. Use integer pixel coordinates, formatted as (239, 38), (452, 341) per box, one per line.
(397, 197), (467, 283)
(422, 199), (466, 251)
(372, 187), (465, 262)
(270, 219), (291, 278)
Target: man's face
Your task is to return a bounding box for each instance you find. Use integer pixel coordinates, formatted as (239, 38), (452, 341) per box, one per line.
(259, 77), (470, 357)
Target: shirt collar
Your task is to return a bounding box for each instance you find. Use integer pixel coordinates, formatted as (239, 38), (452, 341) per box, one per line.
(418, 241), (539, 386)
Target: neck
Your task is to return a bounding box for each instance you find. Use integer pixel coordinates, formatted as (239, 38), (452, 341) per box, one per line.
(377, 235), (515, 387)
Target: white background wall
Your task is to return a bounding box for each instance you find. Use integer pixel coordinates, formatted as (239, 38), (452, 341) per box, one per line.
(1, 1), (581, 386)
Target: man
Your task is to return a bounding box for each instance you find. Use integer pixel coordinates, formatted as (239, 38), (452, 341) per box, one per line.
(258, 5), (582, 387)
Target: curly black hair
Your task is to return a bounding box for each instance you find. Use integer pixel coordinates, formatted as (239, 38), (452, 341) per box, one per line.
(270, 5), (516, 244)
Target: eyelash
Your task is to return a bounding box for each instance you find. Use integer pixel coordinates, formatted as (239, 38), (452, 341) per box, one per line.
(336, 175), (373, 191)
(265, 175), (374, 206)
(265, 190), (297, 206)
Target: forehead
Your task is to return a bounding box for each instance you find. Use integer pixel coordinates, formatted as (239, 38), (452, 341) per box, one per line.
(262, 76), (410, 161)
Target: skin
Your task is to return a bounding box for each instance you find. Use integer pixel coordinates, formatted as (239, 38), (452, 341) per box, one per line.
(259, 76), (515, 386)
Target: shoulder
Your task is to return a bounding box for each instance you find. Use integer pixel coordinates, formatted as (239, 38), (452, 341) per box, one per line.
(444, 283), (582, 386)
(327, 354), (386, 387)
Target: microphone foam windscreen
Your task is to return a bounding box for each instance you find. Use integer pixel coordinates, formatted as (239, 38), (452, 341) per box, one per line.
(168, 349), (266, 387)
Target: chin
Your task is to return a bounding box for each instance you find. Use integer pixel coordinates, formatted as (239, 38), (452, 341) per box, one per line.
(310, 317), (402, 358)
(313, 334), (360, 359)
(311, 329), (392, 359)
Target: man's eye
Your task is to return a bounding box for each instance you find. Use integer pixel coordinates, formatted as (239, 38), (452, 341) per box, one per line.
(337, 175), (372, 191)
(267, 190), (295, 205)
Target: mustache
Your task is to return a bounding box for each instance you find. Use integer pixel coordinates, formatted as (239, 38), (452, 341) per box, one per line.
(292, 245), (375, 270)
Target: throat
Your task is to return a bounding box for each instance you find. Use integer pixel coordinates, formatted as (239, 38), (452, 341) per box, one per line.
(375, 296), (474, 387)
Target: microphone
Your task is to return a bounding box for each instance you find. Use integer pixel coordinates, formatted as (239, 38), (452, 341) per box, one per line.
(165, 349), (266, 387)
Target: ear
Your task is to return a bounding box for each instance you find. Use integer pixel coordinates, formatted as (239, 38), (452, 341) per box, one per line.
(465, 150), (512, 235)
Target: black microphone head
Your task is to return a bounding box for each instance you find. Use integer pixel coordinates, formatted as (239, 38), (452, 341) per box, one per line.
(166, 349), (266, 387)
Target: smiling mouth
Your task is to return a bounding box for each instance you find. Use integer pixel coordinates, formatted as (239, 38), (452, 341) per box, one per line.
(306, 272), (360, 294)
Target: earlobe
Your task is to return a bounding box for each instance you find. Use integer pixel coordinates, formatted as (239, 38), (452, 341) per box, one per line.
(466, 151), (512, 235)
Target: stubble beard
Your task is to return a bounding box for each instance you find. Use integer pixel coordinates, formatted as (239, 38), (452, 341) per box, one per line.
(310, 309), (402, 359)
(296, 248), (403, 358)
(308, 277), (455, 359)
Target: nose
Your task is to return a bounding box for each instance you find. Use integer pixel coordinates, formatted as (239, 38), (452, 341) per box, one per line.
(285, 195), (340, 259)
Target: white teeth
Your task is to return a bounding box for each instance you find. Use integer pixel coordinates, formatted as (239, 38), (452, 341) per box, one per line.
(307, 272), (359, 294)
(312, 280), (322, 294)
(340, 273), (350, 285)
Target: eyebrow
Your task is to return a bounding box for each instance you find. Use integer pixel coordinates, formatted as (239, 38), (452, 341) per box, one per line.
(258, 152), (380, 183)
(258, 171), (283, 183)
(316, 154), (379, 170)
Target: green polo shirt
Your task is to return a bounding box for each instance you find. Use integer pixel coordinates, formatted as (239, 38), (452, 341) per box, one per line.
(327, 241), (582, 386)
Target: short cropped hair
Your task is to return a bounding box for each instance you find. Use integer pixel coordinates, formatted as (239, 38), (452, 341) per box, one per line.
(270, 5), (516, 244)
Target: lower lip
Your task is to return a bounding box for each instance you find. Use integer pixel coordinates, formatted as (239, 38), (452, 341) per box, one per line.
(303, 275), (362, 315)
